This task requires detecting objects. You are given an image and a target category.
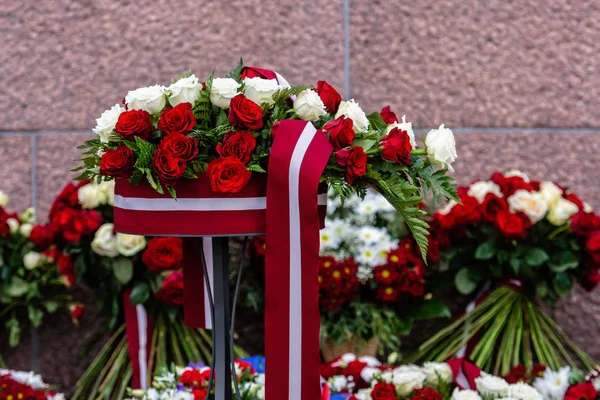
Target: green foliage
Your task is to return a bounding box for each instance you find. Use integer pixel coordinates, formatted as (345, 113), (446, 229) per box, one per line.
(227, 58), (244, 82)
(112, 258), (134, 285)
(130, 282), (150, 305)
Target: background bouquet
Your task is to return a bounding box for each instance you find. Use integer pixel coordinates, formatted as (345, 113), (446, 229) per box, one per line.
(0, 191), (76, 348)
(410, 170), (599, 374)
(0, 368), (64, 400)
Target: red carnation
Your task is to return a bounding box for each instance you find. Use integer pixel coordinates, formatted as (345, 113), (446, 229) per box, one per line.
(157, 103), (196, 135)
(152, 149), (187, 186)
(481, 193), (509, 222)
(335, 146), (367, 184)
(156, 270), (184, 306)
(216, 131), (257, 164)
(496, 210), (531, 240)
(374, 264), (400, 285)
(315, 80), (342, 114)
(115, 109), (153, 141)
(142, 237), (183, 272)
(179, 368), (205, 389)
(564, 383), (598, 400)
(29, 224), (55, 250)
(371, 381), (398, 400)
(380, 105), (399, 124)
(228, 94), (264, 131)
(324, 116), (355, 151)
(100, 145), (136, 178)
(503, 364), (528, 383)
(411, 388), (442, 400)
(206, 157), (252, 194)
(530, 364), (547, 378)
(159, 133), (199, 161)
(379, 127), (412, 165)
(570, 211), (600, 237)
(586, 231), (600, 264)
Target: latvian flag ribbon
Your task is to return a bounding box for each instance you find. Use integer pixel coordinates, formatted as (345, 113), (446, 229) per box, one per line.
(114, 118), (332, 399)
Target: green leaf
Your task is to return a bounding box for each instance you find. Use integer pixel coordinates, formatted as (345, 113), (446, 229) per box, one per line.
(524, 247), (550, 267)
(27, 305), (43, 327)
(366, 111), (388, 131)
(227, 58), (244, 82)
(6, 318), (20, 347)
(475, 241), (496, 260)
(411, 299), (451, 320)
(247, 163), (266, 173)
(44, 301), (58, 313)
(510, 257), (521, 275)
(134, 137), (156, 170)
(130, 282), (150, 305)
(553, 272), (572, 295)
(4, 276), (29, 297)
(549, 251), (579, 273)
(455, 268), (477, 295)
(167, 186), (177, 199)
(112, 258), (134, 285)
(353, 138), (377, 152)
(216, 110), (229, 127)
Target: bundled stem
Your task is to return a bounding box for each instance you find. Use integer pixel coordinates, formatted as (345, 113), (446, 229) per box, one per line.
(407, 286), (595, 375)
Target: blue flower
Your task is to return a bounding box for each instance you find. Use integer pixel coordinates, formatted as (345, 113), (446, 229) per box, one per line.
(239, 355), (265, 373)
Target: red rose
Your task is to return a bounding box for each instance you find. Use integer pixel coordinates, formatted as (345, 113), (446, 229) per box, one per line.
(142, 237), (183, 271)
(115, 109), (153, 141)
(58, 254), (75, 275)
(159, 133), (199, 161)
(324, 116), (354, 151)
(481, 193), (509, 222)
(380, 105), (399, 124)
(228, 94), (264, 131)
(52, 208), (102, 243)
(496, 210), (531, 240)
(192, 389), (208, 400)
(564, 383), (598, 400)
(216, 131), (257, 164)
(100, 145), (136, 178)
(490, 172), (534, 197)
(449, 195), (481, 226)
(156, 271), (184, 306)
(581, 269), (600, 292)
(70, 304), (85, 321)
(570, 211), (600, 236)
(49, 181), (87, 218)
(206, 157), (251, 194)
(320, 363), (342, 379)
(315, 80), (342, 113)
(343, 360), (368, 387)
(335, 146), (367, 184)
(564, 192), (585, 210)
(379, 127), (412, 165)
(157, 103), (196, 135)
(371, 382), (397, 400)
(29, 224), (55, 250)
(152, 149), (187, 186)
(586, 231), (600, 264)
(411, 388), (442, 400)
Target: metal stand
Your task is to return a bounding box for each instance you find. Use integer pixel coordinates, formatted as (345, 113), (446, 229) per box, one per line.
(211, 236), (233, 400)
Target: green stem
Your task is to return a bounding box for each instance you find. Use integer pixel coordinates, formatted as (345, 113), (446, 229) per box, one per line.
(411, 148), (427, 156)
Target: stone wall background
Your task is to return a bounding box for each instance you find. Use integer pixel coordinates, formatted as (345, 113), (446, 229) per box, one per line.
(1, 0), (599, 390)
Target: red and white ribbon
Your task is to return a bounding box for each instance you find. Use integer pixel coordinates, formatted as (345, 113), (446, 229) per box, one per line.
(123, 289), (154, 390)
(447, 358), (482, 390)
(265, 120), (332, 400)
(183, 237), (214, 329)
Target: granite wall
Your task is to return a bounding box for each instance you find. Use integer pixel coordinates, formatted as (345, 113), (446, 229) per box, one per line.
(1, 0), (599, 390)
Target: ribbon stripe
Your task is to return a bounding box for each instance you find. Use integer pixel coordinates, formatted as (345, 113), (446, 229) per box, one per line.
(123, 290), (154, 390)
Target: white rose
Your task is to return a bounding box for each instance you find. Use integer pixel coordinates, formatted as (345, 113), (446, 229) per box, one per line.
(98, 180), (115, 206)
(91, 223), (119, 257)
(330, 375), (348, 392)
(210, 78), (241, 109)
(425, 124), (457, 172)
(293, 89), (327, 121)
(19, 207), (36, 224)
(508, 383), (543, 400)
(475, 374), (510, 397)
(468, 181), (503, 203)
(421, 362), (453, 385)
(358, 355), (381, 367)
(335, 100), (369, 133)
(340, 353), (357, 365)
(505, 170), (530, 182)
(7, 218), (19, 234)
(115, 233), (146, 256)
(392, 369), (426, 397)
(508, 190), (548, 224)
(78, 183), (107, 209)
(19, 223), (33, 238)
(0, 191), (8, 207)
(360, 366), (380, 383)
(547, 198), (579, 226)
(452, 388), (483, 400)
(93, 104), (124, 143)
(23, 251), (45, 270)
(168, 74), (202, 107)
(539, 181), (563, 208)
(125, 85), (167, 115)
(243, 77), (281, 105)
(385, 115), (417, 148)
(354, 388), (373, 400)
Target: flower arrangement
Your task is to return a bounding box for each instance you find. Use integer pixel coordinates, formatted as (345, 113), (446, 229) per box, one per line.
(75, 61), (459, 256)
(124, 356), (266, 400)
(409, 170), (599, 374)
(0, 368), (64, 400)
(318, 190), (449, 356)
(0, 191), (75, 347)
(33, 181), (244, 400)
(321, 354), (600, 400)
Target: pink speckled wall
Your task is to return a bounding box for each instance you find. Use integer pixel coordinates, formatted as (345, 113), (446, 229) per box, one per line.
(1, 0), (599, 390)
